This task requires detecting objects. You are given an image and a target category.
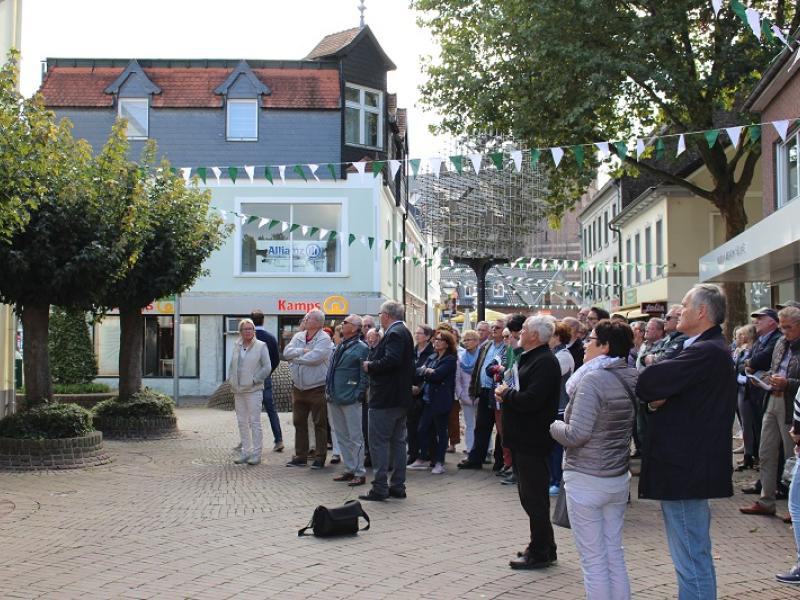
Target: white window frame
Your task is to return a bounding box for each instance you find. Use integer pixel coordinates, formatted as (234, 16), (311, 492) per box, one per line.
(492, 281), (506, 299)
(226, 99), (258, 142)
(344, 83), (383, 149)
(118, 97), (149, 139)
(234, 197), (348, 278)
(777, 128), (800, 209)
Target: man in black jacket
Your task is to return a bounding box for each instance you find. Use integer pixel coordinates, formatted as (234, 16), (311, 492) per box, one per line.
(360, 301), (415, 501)
(251, 310), (283, 452)
(495, 315), (561, 569)
(636, 284), (736, 600)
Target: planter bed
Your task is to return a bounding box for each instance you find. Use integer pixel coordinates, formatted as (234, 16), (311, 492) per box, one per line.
(93, 414), (178, 439)
(0, 431), (110, 470)
(15, 393), (116, 411)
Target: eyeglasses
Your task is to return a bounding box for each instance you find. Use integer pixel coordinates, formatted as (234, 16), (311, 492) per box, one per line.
(433, 337), (445, 341)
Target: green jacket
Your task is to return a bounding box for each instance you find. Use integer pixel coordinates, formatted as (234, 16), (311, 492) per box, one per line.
(327, 337), (369, 405)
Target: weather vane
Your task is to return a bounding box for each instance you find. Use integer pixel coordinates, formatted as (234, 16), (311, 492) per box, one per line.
(359, 0), (366, 28)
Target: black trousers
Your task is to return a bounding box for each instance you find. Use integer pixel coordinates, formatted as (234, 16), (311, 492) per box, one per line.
(406, 397), (424, 459)
(466, 388), (496, 464)
(513, 450), (556, 560)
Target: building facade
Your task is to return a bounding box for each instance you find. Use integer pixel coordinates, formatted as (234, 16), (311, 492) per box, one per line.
(579, 180), (622, 313)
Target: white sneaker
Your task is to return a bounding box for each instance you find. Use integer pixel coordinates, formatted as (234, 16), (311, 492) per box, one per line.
(407, 459), (430, 470)
(247, 455), (262, 465)
(233, 453), (249, 464)
(431, 463), (445, 475)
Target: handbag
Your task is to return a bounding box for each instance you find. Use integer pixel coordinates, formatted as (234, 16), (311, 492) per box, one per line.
(297, 500), (370, 537)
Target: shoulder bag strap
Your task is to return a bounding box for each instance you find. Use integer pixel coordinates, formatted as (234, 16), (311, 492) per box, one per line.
(298, 516), (314, 537)
(360, 507), (371, 531)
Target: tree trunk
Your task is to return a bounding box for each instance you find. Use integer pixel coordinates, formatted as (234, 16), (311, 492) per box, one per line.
(719, 197), (749, 341)
(118, 307), (144, 402)
(20, 303), (53, 410)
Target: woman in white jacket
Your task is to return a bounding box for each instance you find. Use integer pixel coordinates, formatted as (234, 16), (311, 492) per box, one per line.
(227, 318), (272, 465)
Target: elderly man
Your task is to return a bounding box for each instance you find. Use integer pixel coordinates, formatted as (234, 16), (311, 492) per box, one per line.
(361, 315), (376, 340)
(741, 306), (800, 516)
(637, 317), (665, 371)
(563, 316), (585, 369)
(495, 315), (561, 569)
(636, 284), (736, 600)
(360, 301), (415, 501)
(645, 305), (688, 366)
(327, 314), (369, 487)
(284, 309), (335, 469)
(476, 320), (491, 346)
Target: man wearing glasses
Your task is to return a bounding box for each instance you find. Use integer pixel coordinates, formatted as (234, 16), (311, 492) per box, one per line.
(645, 305), (687, 366)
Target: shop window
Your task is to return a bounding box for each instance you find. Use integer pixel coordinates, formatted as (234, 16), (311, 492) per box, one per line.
(345, 83), (382, 148)
(94, 315), (199, 378)
(239, 202), (342, 274)
(778, 130), (800, 208)
(118, 98), (148, 139)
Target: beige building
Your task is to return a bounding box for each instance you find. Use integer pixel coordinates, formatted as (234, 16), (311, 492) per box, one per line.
(0, 0), (22, 416)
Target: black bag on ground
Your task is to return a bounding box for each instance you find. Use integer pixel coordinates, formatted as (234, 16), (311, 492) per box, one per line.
(298, 500), (370, 537)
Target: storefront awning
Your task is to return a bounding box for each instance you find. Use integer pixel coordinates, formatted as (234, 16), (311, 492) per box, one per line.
(699, 199), (800, 283)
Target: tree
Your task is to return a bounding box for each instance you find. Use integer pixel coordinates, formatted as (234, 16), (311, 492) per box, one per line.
(99, 146), (227, 401)
(413, 0), (799, 332)
(49, 307), (97, 385)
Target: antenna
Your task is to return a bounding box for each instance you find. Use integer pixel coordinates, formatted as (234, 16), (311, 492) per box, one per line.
(359, 0), (366, 28)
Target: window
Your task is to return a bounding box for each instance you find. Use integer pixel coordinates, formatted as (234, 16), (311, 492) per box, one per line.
(95, 315), (199, 377)
(655, 220), (664, 277)
(492, 282), (506, 299)
(625, 238), (632, 287)
(778, 130), (800, 208)
(634, 233), (641, 284)
(345, 83), (382, 148)
(118, 98), (148, 139)
(603, 211), (609, 246)
(645, 226), (652, 280)
(227, 99), (258, 141)
(239, 202), (342, 274)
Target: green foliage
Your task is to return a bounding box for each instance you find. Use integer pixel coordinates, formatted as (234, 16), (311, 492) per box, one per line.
(0, 402), (93, 439)
(48, 307), (97, 384)
(17, 383), (112, 395)
(93, 388), (175, 419)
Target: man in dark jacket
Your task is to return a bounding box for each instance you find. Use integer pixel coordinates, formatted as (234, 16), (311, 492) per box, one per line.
(251, 310), (283, 452)
(636, 284), (736, 600)
(495, 315), (561, 570)
(360, 301), (415, 501)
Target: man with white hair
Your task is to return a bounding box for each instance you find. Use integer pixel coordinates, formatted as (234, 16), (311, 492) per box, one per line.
(284, 308), (335, 469)
(495, 314), (562, 569)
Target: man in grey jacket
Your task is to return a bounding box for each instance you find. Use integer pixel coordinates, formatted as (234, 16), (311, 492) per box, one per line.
(284, 309), (335, 469)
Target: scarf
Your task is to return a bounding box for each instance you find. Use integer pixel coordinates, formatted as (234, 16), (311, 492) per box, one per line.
(459, 346), (479, 374)
(565, 354), (619, 400)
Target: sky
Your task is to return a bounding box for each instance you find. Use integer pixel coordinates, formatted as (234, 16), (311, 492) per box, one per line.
(18, 0), (447, 157)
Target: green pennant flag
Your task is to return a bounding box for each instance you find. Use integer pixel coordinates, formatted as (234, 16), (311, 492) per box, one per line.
(394, 256), (402, 264)
(572, 145), (585, 169)
(409, 159), (421, 179)
(730, 0), (748, 24)
(748, 124), (762, 143)
(196, 167), (207, 184)
(264, 166), (273, 185)
(433, 246), (440, 255)
(614, 141), (628, 159)
(293, 164), (307, 182)
(704, 129), (720, 148)
(328, 231), (337, 242)
(655, 138), (665, 160)
(489, 152), (504, 171)
(348, 233), (357, 246)
(371, 161), (385, 177)
(309, 226), (319, 238)
(326, 163), (337, 180)
(268, 219), (279, 230)
(530, 149), (541, 166)
(450, 155), (464, 174)
(228, 167), (238, 183)
(399, 242), (406, 252)
(384, 239), (392, 250)
(368, 237), (375, 249)
(289, 223), (300, 234)
(246, 216), (258, 225)
(762, 19), (777, 43)
(413, 257), (421, 266)
(169, 167), (178, 177)
(426, 259), (433, 267)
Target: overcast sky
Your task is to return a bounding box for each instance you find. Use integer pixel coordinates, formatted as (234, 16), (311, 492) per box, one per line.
(18, 0), (447, 157)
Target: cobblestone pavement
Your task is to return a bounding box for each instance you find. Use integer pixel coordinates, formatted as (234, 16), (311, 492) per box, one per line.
(0, 407), (798, 599)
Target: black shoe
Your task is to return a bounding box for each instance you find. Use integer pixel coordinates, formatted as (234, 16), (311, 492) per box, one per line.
(776, 563), (800, 585)
(310, 458), (325, 470)
(358, 490), (388, 502)
(491, 462), (503, 472)
(457, 461), (482, 470)
(509, 553), (556, 570)
(388, 487), (407, 499)
(286, 458), (307, 467)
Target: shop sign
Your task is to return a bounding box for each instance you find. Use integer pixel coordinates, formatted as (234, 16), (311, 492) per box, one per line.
(140, 296), (176, 315)
(275, 295), (350, 315)
(641, 301), (667, 315)
(715, 242), (748, 265)
(255, 240), (327, 273)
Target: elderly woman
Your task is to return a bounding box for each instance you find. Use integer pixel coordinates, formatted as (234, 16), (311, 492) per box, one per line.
(409, 324), (434, 465)
(227, 318), (272, 465)
(408, 329), (458, 474)
(456, 329), (481, 454)
(549, 319), (638, 600)
(733, 323), (757, 469)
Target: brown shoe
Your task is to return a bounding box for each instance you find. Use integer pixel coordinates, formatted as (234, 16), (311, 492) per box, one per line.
(333, 472), (354, 482)
(348, 475), (367, 486)
(739, 502), (776, 516)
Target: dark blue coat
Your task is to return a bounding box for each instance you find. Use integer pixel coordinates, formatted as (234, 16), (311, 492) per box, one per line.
(419, 353), (457, 415)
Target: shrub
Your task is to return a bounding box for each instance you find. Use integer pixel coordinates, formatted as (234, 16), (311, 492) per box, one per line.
(93, 388), (175, 419)
(0, 403), (94, 439)
(18, 383), (112, 395)
(49, 307), (97, 384)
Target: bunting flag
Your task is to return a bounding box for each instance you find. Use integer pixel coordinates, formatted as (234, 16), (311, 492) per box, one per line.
(368, 237), (375, 249)
(244, 165), (255, 184)
(180, 167), (191, 183)
(301, 225), (309, 236)
(308, 164), (319, 182)
(635, 139), (646, 159)
(280, 221), (290, 233)
(749, 124), (761, 143)
(676, 134), (686, 156)
(572, 145), (585, 169)
(595, 141), (610, 159)
(228, 166), (238, 184)
(384, 239), (392, 250)
(348, 233), (357, 246)
(309, 226), (319, 237)
(372, 160), (386, 177)
(704, 129), (720, 148)
(389, 160), (401, 179)
(655, 138), (666, 160)
(530, 148), (541, 166)
(489, 152), (504, 171)
(711, 0), (722, 17)
(511, 150), (523, 172)
(264, 166), (273, 185)
(293, 164), (307, 182)
(745, 7), (761, 39)
(278, 165), (286, 184)
(326, 163), (337, 180)
(450, 155), (464, 174)
(550, 147), (564, 168)
(196, 167), (207, 184)
(319, 227), (329, 239)
(268, 219), (279, 230)
(258, 217), (268, 229)
(614, 141), (628, 159)
(289, 223), (300, 234)
(429, 156), (443, 178)
(773, 119), (790, 141)
(726, 126), (743, 147)
(409, 158), (421, 179)
(468, 153), (482, 175)
(212, 167), (222, 184)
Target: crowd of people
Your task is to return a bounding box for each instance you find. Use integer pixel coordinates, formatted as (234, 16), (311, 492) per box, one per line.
(225, 287), (800, 599)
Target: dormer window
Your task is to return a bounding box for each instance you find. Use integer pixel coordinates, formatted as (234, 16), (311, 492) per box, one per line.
(227, 99), (258, 141)
(118, 98), (149, 139)
(345, 83), (382, 148)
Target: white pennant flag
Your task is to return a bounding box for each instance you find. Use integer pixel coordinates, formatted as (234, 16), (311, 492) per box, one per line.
(308, 164), (319, 182)
(510, 150), (523, 172)
(725, 126), (743, 148)
(211, 167), (221, 184)
(676, 134), (686, 156)
(219, 209), (227, 221)
(745, 8), (761, 40)
(280, 221), (289, 233)
(244, 165), (255, 184)
(258, 217), (268, 229)
(360, 235), (369, 247)
(772, 24), (790, 48)
(528, 257), (536, 269)
(711, 0), (722, 17)
(180, 167), (191, 182)
(301, 225), (309, 236)
(636, 138), (646, 159)
(240, 214), (248, 225)
(550, 147), (564, 168)
(595, 141), (611, 159)
(318, 228), (328, 240)
(278, 165), (286, 184)
(429, 156), (443, 178)
(389, 160), (401, 179)
(353, 161), (366, 180)
(773, 119), (790, 141)
(468, 153), (483, 175)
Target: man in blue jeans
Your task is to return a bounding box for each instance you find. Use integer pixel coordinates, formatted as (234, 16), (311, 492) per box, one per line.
(251, 310), (283, 452)
(636, 284), (736, 600)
